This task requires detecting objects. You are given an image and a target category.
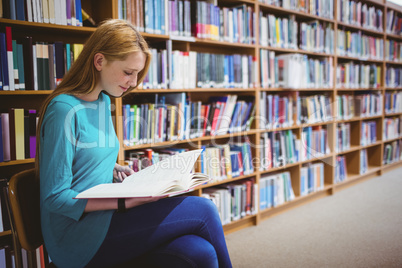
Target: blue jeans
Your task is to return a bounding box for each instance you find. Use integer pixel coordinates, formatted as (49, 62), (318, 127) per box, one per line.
(85, 196), (232, 268)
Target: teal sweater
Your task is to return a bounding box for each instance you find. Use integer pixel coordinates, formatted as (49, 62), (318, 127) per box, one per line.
(39, 93), (118, 268)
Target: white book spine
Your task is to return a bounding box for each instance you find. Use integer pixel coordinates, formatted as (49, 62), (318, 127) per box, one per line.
(7, 51), (15, 91)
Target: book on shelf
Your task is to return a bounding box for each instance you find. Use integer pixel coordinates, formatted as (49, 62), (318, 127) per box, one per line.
(335, 155), (347, 183)
(360, 149), (368, 174)
(75, 149), (210, 199)
(202, 178), (257, 225)
(260, 171), (294, 209)
(301, 162), (325, 194)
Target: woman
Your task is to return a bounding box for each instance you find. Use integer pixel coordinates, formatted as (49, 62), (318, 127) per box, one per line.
(36, 19), (232, 268)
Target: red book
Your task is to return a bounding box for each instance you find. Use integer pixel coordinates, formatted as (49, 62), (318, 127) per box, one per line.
(202, 104), (210, 136)
(210, 106), (221, 136)
(6, 26), (15, 91)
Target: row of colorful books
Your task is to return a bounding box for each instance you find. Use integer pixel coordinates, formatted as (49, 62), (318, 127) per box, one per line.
(258, 0), (334, 20)
(194, 53), (257, 89)
(385, 66), (402, 88)
(0, 109), (37, 162)
(191, 2), (256, 44)
(119, 0), (166, 34)
(383, 140), (402, 165)
(168, 0), (190, 37)
(259, 13), (298, 49)
(259, 125), (330, 171)
(259, 50), (333, 89)
(260, 130), (299, 170)
(301, 126), (331, 161)
(202, 179), (258, 225)
(336, 93), (383, 120)
(335, 155), (347, 183)
(337, 0), (383, 32)
(385, 91), (402, 115)
(336, 123), (350, 153)
(383, 116), (402, 141)
(259, 171), (295, 210)
(299, 20), (334, 54)
(143, 48), (258, 90)
(2, 0), (83, 26)
(118, 0), (257, 43)
(259, 12), (334, 54)
(386, 9), (402, 36)
(337, 30), (384, 60)
(201, 142), (254, 182)
(300, 162), (326, 195)
(336, 62), (381, 89)
(385, 40), (402, 62)
(0, 28), (83, 91)
(361, 121), (377, 146)
(122, 93), (255, 146)
(259, 92), (333, 129)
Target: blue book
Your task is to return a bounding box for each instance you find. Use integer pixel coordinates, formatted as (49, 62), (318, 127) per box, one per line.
(266, 179), (272, 208)
(9, 0), (16, 20)
(230, 152), (239, 177)
(272, 178), (277, 207)
(161, 0), (166, 34)
(200, 145), (206, 174)
(228, 102), (241, 133)
(0, 33), (9, 91)
(260, 180), (266, 210)
(228, 55), (234, 88)
(15, 0), (26, 20)
(224, 55), (229, 88)
(75, 0), (83, 26)
(235, 102), (248, 131)
(154, 0), (160, 34)
(241, 102), (253, 129)
(233, 8), (238, 42)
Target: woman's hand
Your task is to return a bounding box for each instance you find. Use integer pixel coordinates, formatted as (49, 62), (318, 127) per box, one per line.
(113, 163), (134, 182)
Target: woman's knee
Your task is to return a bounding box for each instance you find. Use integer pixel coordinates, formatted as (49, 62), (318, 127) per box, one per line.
(184, 196), (221, 221)
(150, 235), (218, 268)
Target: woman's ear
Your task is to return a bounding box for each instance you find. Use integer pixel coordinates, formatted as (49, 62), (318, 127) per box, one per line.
(94, 53), (105, 71)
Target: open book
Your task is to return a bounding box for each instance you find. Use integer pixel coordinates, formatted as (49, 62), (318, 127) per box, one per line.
(75, 149), (210, 199)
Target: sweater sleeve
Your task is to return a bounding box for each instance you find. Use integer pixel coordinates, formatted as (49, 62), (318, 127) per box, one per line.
(40, 100), (87, 221)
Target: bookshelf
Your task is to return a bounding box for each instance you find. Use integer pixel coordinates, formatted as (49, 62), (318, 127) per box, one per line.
(1, 0), (402, 265)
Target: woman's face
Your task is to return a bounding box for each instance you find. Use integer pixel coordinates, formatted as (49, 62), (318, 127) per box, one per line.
(95, 51), (146, 97)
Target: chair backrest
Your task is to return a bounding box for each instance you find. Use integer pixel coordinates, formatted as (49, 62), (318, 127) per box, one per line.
(8, 168), (43, 252)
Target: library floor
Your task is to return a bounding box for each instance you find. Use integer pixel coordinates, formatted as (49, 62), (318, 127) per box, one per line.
(225, 167), (402, 268)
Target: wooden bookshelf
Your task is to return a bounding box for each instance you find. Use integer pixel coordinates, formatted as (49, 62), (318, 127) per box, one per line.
(1, 0), (402, 263)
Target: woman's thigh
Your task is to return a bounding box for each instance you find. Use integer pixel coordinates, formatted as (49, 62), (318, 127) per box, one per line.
(86, 196), (225, 267)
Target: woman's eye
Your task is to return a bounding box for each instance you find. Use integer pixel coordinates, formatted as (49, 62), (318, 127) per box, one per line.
(125, 71), (133, 75)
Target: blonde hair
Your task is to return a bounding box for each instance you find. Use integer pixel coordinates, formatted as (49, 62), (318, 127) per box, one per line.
(35, 19), (152, 178)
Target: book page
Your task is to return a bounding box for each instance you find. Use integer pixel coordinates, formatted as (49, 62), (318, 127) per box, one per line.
(75, 149), (205, 198)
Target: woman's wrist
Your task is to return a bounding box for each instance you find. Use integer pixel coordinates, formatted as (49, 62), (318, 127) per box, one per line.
(117, 198), (126, 213)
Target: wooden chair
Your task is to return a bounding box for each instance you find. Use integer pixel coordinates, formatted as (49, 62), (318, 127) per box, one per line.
(6, 168), (54, 268)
